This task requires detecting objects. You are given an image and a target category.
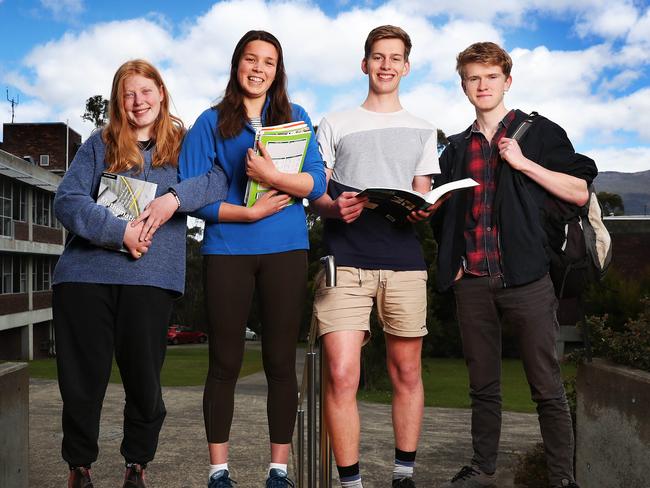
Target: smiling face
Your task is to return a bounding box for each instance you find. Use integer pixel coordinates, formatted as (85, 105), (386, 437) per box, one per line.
(123, 74), (164, 140)
(237, 40), (278, 103)
(362, 37), (410, 96)
(461, 62), (512, 113)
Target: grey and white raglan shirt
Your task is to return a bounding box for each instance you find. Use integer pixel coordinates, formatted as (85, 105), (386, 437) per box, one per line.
(317, 106), (439, 271)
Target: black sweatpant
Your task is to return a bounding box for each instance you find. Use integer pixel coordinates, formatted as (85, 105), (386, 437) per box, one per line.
(53, 283), (173, 467)
(203, 250), (307, 444)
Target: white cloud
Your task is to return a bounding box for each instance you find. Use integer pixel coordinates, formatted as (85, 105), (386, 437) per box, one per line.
(575, 2), (639, 39)
(599, 69), (641, 92)
(1, 0), (648, 173)
(40, 0), (84, 20)
(5, 19), (174, 119)
(587, 146), (650, 173)
(627, 7), (650, 44)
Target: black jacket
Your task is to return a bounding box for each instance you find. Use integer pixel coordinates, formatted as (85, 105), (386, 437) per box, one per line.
(431, 109), (598, 292)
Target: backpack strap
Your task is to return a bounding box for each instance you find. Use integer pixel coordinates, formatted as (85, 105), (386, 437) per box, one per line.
(511, 111), (539, 142)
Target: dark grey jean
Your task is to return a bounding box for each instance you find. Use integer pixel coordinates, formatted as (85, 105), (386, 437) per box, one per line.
(453, 274), (574, 486)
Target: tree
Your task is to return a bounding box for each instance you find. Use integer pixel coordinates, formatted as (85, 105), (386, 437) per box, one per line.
(437, 128), (449, 154)
(171, 226), (208, 330)
(82, 95), (108, 128)
(597, 191), (624, 216)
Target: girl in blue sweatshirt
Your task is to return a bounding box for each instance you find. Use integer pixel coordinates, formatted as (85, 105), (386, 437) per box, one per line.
(178, 30), (326, 488)
(53, 59), (227, 488)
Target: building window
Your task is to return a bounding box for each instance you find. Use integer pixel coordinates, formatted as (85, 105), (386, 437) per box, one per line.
(32, 189), (57, 228)
(1, 254), (12, 293)
(0, 176), (12, 237)
(1, 255), (27, 294)
(40, 154), (50, 166)
(12, 183), (28, 222)
(18, 256), (27, 292)
(32, 256), (55, 292)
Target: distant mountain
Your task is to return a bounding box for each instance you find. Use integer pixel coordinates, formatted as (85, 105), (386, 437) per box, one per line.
(594, 170), (650, 215)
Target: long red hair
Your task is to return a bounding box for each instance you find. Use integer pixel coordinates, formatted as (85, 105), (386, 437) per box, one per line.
(103, 59), (185, 173)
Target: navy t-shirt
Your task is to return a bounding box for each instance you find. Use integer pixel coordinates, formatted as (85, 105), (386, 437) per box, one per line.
(323, 180), (427, 271)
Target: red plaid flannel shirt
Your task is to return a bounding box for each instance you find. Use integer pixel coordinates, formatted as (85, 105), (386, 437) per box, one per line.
(463, 110), (516, 277)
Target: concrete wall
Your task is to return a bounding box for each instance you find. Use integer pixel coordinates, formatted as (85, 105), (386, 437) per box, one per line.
(576, 358), (650, 487)
(0, 362), (29, 488)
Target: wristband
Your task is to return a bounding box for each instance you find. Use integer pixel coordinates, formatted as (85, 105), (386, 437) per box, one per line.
(168, 188), (181, 209)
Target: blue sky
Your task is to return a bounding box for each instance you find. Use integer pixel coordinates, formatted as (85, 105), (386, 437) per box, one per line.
(1, 0), (649, 172)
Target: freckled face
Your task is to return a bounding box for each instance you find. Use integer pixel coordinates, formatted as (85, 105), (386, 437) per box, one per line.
(461, 62), (512, 112)
(237, 40), (278, 101)
(123, 74), (164, 140)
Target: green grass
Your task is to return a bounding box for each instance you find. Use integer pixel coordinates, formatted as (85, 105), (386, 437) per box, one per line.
(28, 345), (263, 387)
(358, 358), (577, 414)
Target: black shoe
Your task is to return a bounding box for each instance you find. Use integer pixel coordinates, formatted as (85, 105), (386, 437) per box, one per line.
(266, 468), (295, 487)
(392, 477), (416, 487)
(123, 463), (147, 488)
(209, 469), (237, 488)
(68, 467), (93, 488)
(555, 481), (580, 488)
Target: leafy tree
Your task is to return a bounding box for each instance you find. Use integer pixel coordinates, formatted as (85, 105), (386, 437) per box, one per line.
(597, 191), (624, 216)
(171, 226), (207, 330)
(82, 95), (109, 128)
(437, 128), (449, 154)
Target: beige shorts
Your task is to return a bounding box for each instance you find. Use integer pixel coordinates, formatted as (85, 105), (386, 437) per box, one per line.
(313, 266), (428, 341)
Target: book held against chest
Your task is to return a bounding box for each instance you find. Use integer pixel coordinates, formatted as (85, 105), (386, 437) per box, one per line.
(244, 121), (311, 208)
(96, 172), (157, 251)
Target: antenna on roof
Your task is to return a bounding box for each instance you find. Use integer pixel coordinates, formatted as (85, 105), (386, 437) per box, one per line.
(6, 88), (20, 123)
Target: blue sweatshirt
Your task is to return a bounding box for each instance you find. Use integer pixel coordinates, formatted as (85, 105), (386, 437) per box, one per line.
(179, 103), (326, 255)
(53, 130), (228, 294)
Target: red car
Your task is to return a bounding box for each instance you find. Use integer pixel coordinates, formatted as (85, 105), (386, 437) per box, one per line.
(167, 325), (207, 345)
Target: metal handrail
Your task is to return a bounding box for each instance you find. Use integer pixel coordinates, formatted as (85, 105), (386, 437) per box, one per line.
(295, 256), (335, 488)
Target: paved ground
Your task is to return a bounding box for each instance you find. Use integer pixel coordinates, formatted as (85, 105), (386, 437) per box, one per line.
(29, 344), (542, 487)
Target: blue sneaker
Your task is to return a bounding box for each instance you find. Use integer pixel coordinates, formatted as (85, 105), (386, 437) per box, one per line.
(265, 468), (295, 487)
(208, 469), (236, 488)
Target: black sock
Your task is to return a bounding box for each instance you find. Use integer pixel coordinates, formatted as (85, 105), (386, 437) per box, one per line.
(395, 448), (416, 463)
(337, 462), (360, 480)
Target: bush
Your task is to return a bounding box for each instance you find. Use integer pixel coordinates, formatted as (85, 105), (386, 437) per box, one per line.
(577, 297), (650, 373)
(582, 268), (650, 331)
(513, 443), (548, 488)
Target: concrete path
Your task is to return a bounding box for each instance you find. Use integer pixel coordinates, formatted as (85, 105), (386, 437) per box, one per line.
(29, 345), (542, 487)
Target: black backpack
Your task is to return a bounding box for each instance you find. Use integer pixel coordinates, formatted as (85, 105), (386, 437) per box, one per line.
(512, 112), (612, 299)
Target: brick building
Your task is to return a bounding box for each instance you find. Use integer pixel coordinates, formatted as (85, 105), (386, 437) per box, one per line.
(1, 122), (81, 176)
(0, 149), (64, 360)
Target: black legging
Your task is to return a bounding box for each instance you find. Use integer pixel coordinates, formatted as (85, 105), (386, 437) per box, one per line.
(203, 250), (307, 444)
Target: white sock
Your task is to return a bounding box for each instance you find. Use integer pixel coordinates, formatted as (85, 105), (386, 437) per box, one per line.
(269, 463), (288, 476)
(209, 463), (228, 480)
(340, 478), (363, 488)
(393, 462), (414, 479)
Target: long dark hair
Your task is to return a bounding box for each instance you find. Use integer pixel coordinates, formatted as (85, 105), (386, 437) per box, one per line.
(215, 30), (292, 139)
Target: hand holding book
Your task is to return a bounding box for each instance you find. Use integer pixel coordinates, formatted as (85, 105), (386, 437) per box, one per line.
(96, 172), (158, 255)
(123, 221), (151, 259)
(357, 177), (479, 224)
(249, 189), (291, 220)
(243, 121), (312, 207)
(246, 143), (279, 189)
(131, 192), (179, 242)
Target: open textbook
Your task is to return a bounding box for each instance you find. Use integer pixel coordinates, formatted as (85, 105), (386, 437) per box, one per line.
(244, 121), (311, 208)
(96, 172), (157, 252)
(357, 177), (479, 223)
